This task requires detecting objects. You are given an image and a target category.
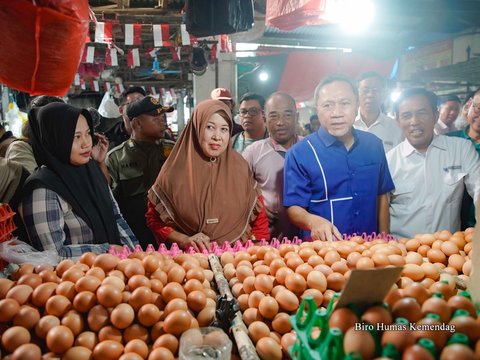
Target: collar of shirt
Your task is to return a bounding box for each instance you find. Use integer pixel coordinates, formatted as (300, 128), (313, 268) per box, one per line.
(269, 135), (302, 152)
(401, 135), (447, 157)
(317, 127), (359, 149)
(354, 111), (384, 130)
(435, 119), (453, 132)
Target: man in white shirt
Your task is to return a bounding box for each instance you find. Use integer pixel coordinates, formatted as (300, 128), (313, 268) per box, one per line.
(353, 71), (403, 152)
(387, 88), (480, 239)
(243, 92), (301, 239)
(434, 94), (461, 135)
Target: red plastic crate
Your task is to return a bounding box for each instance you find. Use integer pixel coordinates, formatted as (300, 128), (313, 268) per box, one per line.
(0, 203), (16, 270)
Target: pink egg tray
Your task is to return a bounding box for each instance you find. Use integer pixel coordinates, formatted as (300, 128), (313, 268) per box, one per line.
(109, 232), (396, 259)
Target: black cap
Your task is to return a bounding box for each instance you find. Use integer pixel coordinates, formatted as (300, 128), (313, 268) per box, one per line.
(126, 96), (174, 119)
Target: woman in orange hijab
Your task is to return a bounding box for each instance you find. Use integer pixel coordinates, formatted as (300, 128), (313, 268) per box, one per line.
(146, 99), (269, 251)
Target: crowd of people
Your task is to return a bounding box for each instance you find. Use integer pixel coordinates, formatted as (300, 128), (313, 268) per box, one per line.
(0, 70), (479, 258)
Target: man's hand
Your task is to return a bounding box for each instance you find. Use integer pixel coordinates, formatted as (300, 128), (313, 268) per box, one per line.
(178, 232), (212, 252)
(308, 214), (343, 241)
(91, 133), (109, 164)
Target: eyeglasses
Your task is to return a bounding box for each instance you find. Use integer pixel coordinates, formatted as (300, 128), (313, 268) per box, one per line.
(359, 87), (381, 95)
(239, 107), (262, 117)
(470, 102), (480, 112)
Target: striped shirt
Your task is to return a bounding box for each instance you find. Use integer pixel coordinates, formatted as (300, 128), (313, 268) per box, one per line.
(20, 188), (138, 259)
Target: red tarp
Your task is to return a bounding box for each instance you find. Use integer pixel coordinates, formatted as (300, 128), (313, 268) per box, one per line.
(277, 51), (395, 102)
(266, 0), (332, 31)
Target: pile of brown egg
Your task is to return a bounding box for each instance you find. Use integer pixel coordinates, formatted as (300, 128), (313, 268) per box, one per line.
(0, 252), (216, 359)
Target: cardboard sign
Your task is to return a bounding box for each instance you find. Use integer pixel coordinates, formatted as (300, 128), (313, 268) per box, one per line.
(336, 267), (403, 309)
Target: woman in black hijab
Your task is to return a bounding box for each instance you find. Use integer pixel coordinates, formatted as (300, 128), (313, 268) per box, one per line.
(20, 103), (137, 258)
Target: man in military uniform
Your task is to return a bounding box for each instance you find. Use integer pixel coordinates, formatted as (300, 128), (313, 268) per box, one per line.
(106, 96), (175, 249)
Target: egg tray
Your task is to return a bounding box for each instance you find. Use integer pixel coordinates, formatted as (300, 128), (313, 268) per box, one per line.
(108, 232), (397, 259)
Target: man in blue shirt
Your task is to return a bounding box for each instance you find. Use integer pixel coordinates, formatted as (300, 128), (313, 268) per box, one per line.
(284, 74), (394, 241)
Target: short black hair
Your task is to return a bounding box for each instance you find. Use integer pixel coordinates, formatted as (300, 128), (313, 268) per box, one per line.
(29, 95), (65, 110)
(121, 86), (147, 105)
(438, 94), (460, 106)
(314, 74), (358, 105)
(356, 71), (386, 88)
(239, 92), (265, 109)
(309, 114), (319, 123)
(393, 88), (438, 116)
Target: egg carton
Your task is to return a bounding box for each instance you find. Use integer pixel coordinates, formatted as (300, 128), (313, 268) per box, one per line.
(108, 232), (397, 259)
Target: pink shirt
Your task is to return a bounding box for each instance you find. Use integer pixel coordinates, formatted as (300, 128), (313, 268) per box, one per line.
(242, 136), (302, 239)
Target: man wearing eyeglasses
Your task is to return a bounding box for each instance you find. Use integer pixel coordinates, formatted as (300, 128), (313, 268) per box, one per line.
(447, 88), (480, 228)
(231, 92), (268, 153)
(353, 71), (403, 153)
(284, 74), (394, 241)
(387, 88), (480, 238)
(243, 92), (302, 239)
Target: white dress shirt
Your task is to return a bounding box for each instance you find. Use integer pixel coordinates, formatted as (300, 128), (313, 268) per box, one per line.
(354, 112), (403, 153)
(387, 136), (480, 238)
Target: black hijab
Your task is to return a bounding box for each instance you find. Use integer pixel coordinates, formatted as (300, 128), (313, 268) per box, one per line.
(23, 103), (120, 245)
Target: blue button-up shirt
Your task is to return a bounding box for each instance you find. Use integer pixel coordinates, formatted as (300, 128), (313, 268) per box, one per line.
(283, 127), (394, 238)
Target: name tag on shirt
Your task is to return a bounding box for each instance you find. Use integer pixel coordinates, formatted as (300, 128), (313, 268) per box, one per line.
(206, 218), (219, 224)
(443, 165), (462, 172)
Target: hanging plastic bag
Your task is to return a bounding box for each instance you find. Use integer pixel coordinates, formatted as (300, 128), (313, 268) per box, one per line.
(98, 90), (121, 118)
(0, 0), (90, 96)
(0, 239), (59, 266)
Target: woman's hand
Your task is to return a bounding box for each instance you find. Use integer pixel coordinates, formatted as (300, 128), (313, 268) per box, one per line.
(91, 133), (109, 163)
(308, 214), (342, 241)
(178, 232), (211, 252)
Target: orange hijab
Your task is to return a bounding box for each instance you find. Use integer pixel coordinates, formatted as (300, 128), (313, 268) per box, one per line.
(148, 99), (259, 244)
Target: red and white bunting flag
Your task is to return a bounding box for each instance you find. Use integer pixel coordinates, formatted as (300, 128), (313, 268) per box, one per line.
(74, 73), (80, 86)
(151, 87), (157, 95)
(82, 46), (95, 63)
(92, 80), (100, 92)
(169, 47), (180, 61)
(160, 88), (166, 97)
(104, 82), (111, 92)
(153, 24), (171, 47)
(146, 48), (157, 59)
(127, 48), (140, 68)
(219, 34), (233, 52)
(117, 84), (125, 94)
(125, 24), (142, 45)
(105, 48), (118, 66)
(180, 24), (197, 45)
(95, 22), (113, 44)
(211, 44), (217, 61)
(80, 80), (86, 90)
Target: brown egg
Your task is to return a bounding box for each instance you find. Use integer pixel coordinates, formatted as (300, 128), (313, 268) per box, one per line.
(45, 295), (72, 317)
(6, 284), (33, 305)
(429, 281), (454, 300)
(153, 333), (179, 354)
(392, 297), (422, 323)
(388, 254), (406, 267)
(344, 328), (375, 360)
(1, 326), (31, 352)
(301, 289), (324, 308)
(448, 294), (477, 318)
(75, 275), (101, 293)
(163, 309), (191, 336)
(356, 257), (375, 269)
(96, 284), (122, 308)
(137, 303), (161, 327)
(242, 308), (262, 326)
(440, 344), (476, 360)
(256, 337), (283, 360)
(88, 304), (110, 332)
(440, 241), (459, 256)
(31, 282), (57, 307)
(124, 339), (148, 359)
(149, 347), (174, 360)
(413, 316), (449, 350)
(275, 267), (294, 285)
(110, 303), (135, 329)
(17, 273), (42, 289)
(186, 290), (207, 313)
(427, 248), (447, 264)
(403, 344), (435, 360)
(62, 346), (92, 360)
(326, 272), (345, 291)
(248, 321), (270, 344)
(93, 340), (124, 360)
(258, 296), (279, 320)
(161, 282), (186, 303)
(197, 306), (216, 327)
(275, 288), (299, 312)
(362, 306), (392, 326)
(0, 278), (14, 299)
(254, 274), (274, 293)
(403, 264), (425, 281)
(403, 283), (430, 305)
(381, 323), (415, 351)
(75, 331), (98, 350)
(449, 314), (480, 342)
(55, 259), (75, 277)
(61, 310), (84, 336)
(93, 254), (119, 272)
(329, 307), (358, 334)
(142, 255), (160, 273)
(306, 271), (327, 292)
(11, 343), (41, 360)
(0, 298), (20, 322)
(281, 332), (297, 355)
(98, 326), (123, 343)
(35, 315), (60, 338)
(163, 298), (188, 317)
(285, 273), (306, 295)
(272, 313), (292, 335)
(383, 287), (401, 309)
(56, 280), (77, 301)
(13, 305), (40, 329)
(46, 325), (74, 354)
(73, 291), (97, 313)
(422, 296), (452, 323)
(124, 324), (149, 343)
(62, 267), (85, 283)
